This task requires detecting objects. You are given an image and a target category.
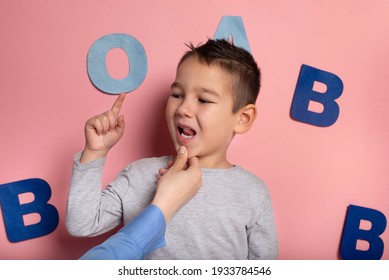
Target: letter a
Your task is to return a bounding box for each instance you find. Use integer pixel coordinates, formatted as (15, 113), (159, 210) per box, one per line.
(213, 16), (251, 53)
(0, 179), (59, 242)
(340, 204), (387, 260)
(291, 64), (343, 127)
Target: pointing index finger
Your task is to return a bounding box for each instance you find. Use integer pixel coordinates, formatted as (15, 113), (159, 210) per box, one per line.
(111, 93), (126, 116)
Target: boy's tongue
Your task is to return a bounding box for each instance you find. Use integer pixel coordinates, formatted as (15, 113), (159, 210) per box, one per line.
(183, 127), (196, 136)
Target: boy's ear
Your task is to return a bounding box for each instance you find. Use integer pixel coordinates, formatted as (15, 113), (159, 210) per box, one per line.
(234, 104), (257, 134)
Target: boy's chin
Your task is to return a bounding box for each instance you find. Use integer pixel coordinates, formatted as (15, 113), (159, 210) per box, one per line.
(175, 145), (198, 159)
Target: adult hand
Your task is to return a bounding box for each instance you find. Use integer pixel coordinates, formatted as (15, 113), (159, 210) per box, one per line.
(152, 146), (202, 222)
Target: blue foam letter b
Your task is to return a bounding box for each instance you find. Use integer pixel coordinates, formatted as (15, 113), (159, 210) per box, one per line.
(291, 64), (343, 127)
(340, 205), (386, 260)
(0, 179), (59, 242)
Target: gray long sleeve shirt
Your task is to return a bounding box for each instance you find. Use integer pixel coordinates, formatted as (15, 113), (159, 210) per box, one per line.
(66, 153), (278, 259)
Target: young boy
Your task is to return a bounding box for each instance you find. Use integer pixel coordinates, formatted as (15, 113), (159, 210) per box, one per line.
(66, 39), (278, 259)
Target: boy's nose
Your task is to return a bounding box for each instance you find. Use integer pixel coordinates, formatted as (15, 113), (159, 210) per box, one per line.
(176, 99), (194, 118)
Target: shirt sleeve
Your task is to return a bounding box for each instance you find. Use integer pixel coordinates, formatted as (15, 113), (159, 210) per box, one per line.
(247, 189), (279, 260)
(79, 205), (166, 260)
(66, 152), (129, 237)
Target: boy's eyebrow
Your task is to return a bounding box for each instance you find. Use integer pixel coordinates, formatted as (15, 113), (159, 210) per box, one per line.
(170, 82), (182, 89)
(171, 82), (221, 97)
(197, 87), (220, 97)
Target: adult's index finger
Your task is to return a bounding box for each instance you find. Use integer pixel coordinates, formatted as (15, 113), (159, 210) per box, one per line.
(111, 93), (126, 116)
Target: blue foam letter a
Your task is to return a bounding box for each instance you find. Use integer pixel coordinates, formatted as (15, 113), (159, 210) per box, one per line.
(0, 179), (59, 242)
(213, 16), (251, 53)
(340, 205), (386, 260)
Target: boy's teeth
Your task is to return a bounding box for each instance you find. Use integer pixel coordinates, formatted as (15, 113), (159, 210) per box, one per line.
(179, 126), (196, 138)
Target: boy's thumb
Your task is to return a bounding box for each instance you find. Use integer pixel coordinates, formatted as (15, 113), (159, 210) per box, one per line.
(171, 146), (188, 171)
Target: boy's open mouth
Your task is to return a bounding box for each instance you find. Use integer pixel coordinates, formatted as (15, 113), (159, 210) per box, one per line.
(178, 125), (196, 139)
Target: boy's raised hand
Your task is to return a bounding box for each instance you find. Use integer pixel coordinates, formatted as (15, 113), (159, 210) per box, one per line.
(80, 93), (126, 163)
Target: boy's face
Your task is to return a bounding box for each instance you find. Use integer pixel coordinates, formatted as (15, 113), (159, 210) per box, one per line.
(166, 56), (240, 168)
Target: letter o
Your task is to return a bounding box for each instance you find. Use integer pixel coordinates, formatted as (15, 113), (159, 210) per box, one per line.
(87, 33), (148, 94)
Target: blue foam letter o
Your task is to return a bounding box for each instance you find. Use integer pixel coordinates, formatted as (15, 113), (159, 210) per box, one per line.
(87, 33), (148, 94)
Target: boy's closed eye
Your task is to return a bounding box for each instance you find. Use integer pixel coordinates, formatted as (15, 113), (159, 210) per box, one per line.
(198, 98), (213, 104)
(171, 93), (183, 99)
(170, 92), (215, 105)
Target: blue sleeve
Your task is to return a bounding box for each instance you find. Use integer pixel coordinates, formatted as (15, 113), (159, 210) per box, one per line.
(79, 205), (166, 260)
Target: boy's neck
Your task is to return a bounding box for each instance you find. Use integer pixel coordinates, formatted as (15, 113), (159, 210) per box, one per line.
(197, 156), (233, 169)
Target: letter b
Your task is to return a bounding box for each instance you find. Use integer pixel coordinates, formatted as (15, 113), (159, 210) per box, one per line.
(0, 179), (59, 242)
(291, 64), (343, 127)
(340, 205), (387, 260)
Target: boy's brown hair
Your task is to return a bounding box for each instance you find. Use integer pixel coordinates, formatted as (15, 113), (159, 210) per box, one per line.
(178, 39), (261, 113)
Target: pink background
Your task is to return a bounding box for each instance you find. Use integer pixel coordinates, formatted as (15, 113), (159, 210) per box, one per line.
(1, 0), (388, 259)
